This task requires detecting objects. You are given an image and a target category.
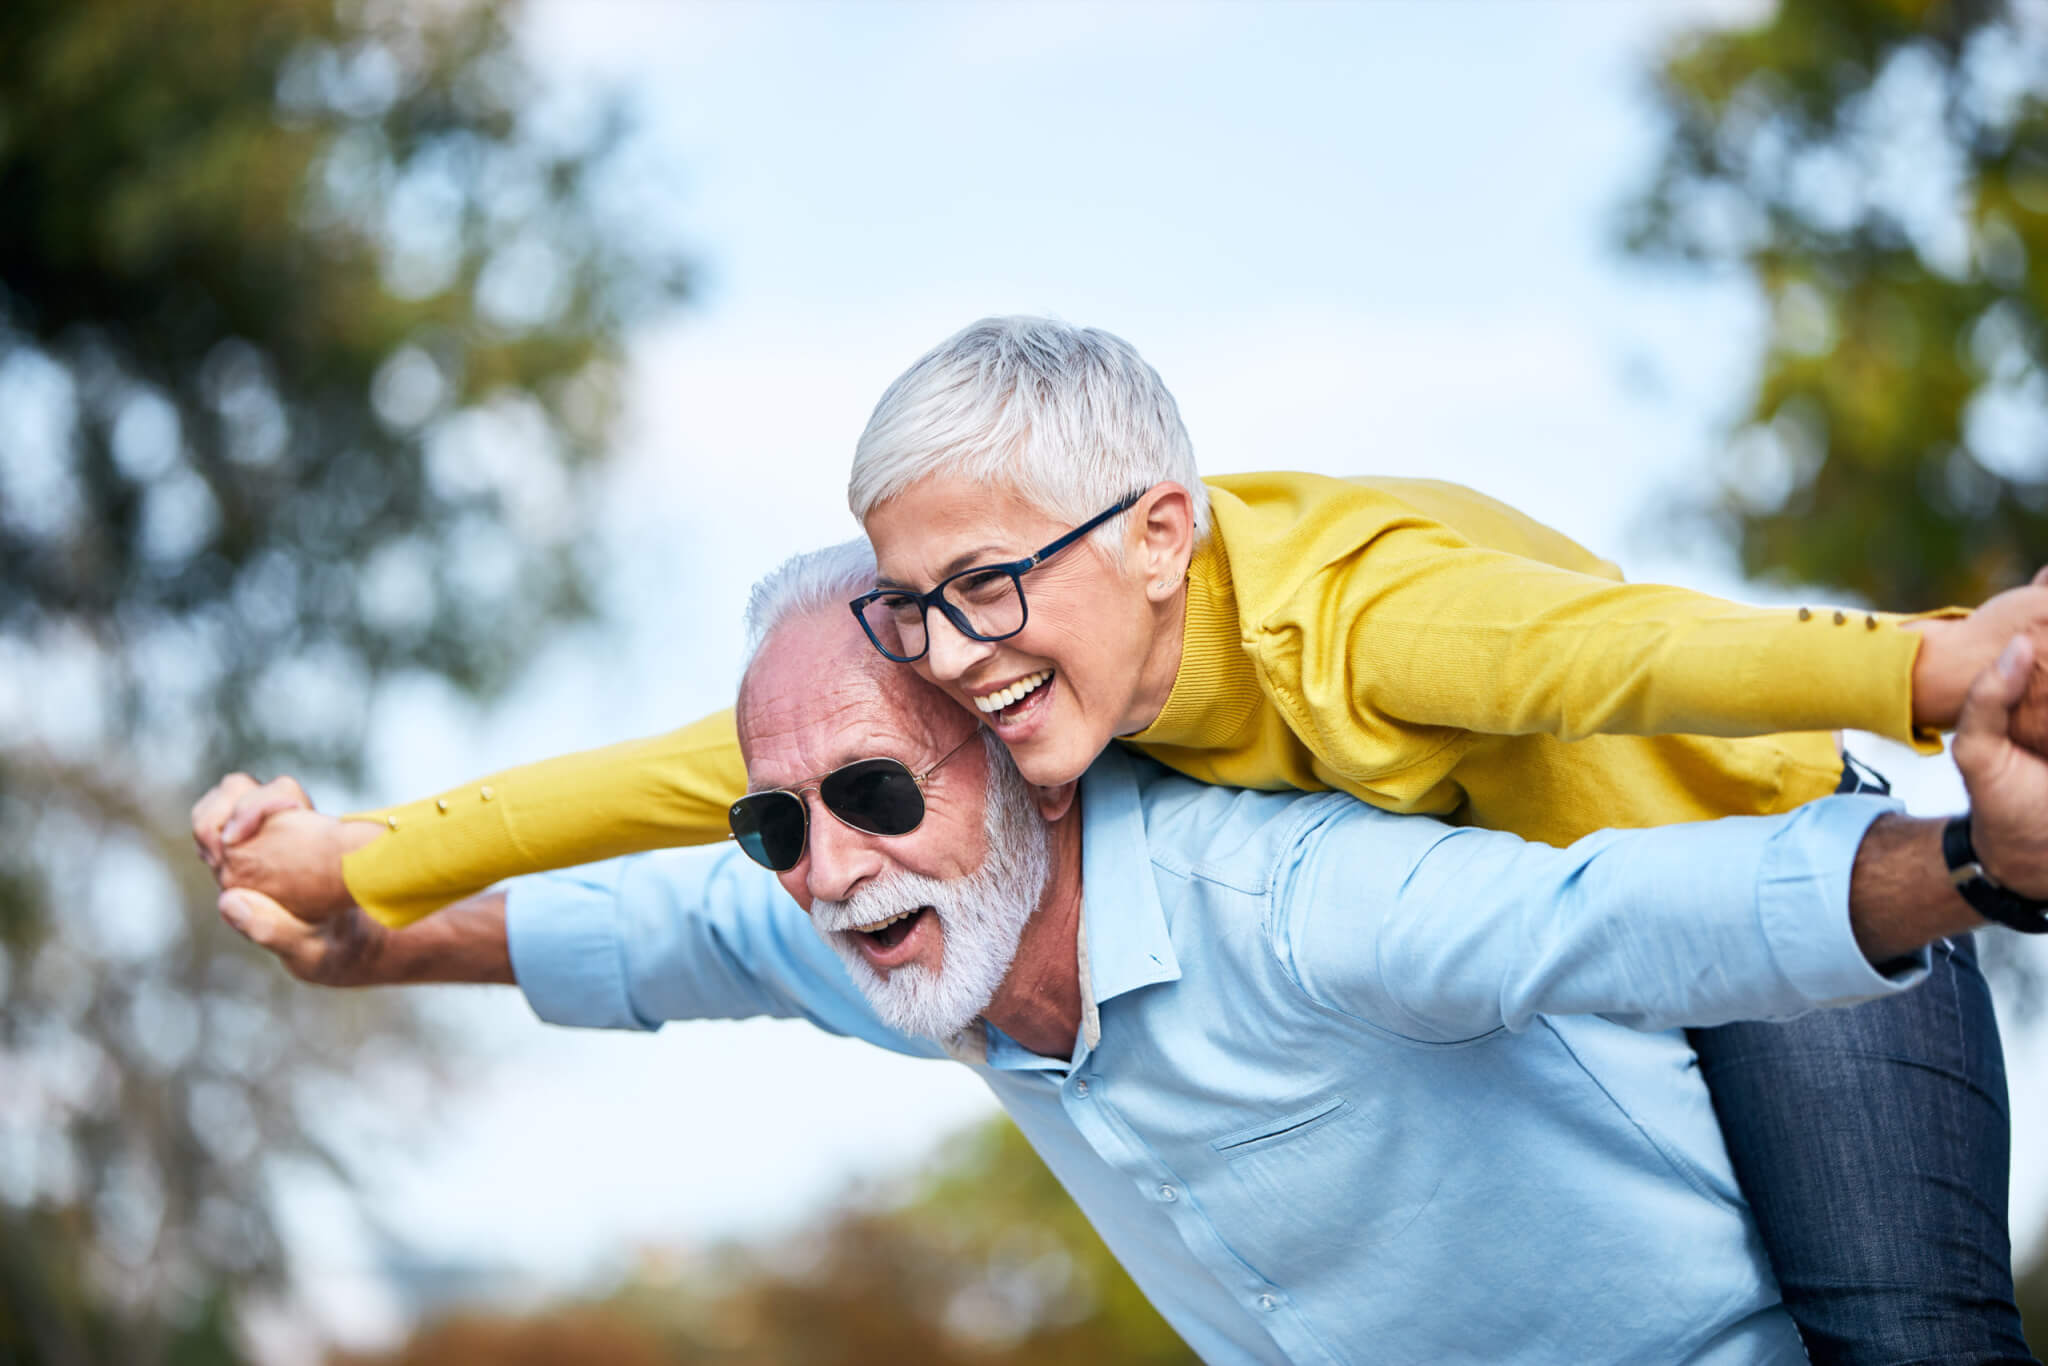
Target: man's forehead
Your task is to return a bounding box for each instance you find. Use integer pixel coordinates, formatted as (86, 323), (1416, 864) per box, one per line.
(737, 612), (958, 775)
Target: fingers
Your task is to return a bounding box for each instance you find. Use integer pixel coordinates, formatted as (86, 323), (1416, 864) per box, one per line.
(2010, 632), (2048, 756)
(2034, 565), (2048, 587)
(222, 776), (314, 844)
(191, 773), (260, 870)
(219, 887), (303, 954)
(1953, 636), (2034, 778)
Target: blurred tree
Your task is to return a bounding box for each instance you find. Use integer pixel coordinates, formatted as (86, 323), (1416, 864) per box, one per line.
(333, 1118), (1192, 1366)
(0, 0), (686, 1360)
(1624, 0), (2047, 608)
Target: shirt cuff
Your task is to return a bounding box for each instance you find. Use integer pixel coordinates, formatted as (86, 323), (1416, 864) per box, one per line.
(1756, 795), (1930, 1005)
(506, 865), (653, 1031)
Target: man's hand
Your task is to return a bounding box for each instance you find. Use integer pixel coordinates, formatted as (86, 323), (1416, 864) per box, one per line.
(1848, 633), (2048, 963)
(1909, 567), (2048, 751)
(1953, 634), (2048, 899)
(192, 773), (515, 988)
(191, 773), (393, 986)
(218, 873), (389, 988)
(189, 773), (378, 923)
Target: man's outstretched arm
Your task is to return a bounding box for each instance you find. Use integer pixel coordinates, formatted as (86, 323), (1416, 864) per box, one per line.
(215, 854), (512, 988)
(1282, 636), (2048, 1042)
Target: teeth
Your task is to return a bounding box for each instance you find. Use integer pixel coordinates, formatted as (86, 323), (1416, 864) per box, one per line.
(853, 910), (913, 934)
(974, 670), (1051, 715)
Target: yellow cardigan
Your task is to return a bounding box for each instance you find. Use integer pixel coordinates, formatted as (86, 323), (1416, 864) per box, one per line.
(345, 471), (1944, 926)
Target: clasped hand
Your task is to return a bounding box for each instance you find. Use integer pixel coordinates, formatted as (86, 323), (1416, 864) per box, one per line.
(190, 775), (383, 985)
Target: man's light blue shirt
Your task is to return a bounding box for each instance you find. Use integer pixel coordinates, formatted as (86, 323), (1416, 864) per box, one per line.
(508, 748), (1918, 1365)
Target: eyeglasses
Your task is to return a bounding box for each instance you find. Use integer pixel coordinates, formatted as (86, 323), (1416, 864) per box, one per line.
(728, 730), (981, 872)
(847, 493), (1142, 664)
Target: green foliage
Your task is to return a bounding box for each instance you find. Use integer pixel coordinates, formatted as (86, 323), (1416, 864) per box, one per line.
(1625, 0), (2048, 608)
(336, 1118), (1193, 1366)
(0, 0), (686, 1358)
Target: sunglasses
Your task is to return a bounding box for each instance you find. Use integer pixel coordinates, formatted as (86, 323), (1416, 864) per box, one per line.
(728, 730), (981, 872)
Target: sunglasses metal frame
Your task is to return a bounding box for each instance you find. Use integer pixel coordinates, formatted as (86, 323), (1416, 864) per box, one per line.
(847, 491), (1143, 663)
(727, 727), (983, 871)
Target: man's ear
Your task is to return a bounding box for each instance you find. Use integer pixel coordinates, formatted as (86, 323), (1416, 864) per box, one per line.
(1131, 483), (1196, 602)
(1032, 780), (1079, 822)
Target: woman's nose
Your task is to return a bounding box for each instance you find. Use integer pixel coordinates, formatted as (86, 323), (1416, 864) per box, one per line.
(921, 609), (995, 682)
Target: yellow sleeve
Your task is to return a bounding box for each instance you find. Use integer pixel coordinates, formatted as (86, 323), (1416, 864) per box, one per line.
(341, 707), (746, 928)
(1256, 516), (1955, 776)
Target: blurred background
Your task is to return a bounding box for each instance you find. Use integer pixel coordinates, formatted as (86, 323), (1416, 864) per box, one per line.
(7, 0), (2048, 1361)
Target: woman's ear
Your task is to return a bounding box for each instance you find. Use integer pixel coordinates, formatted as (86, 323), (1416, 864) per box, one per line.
(1132, 482), (1196, 601)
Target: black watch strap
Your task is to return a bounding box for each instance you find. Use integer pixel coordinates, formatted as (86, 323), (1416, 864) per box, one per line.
(1943, 815), (2048, 934)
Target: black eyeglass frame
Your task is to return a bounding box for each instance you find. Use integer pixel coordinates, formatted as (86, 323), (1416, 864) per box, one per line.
(727, 728), (982, 872)
(847, 491), (1144, 664)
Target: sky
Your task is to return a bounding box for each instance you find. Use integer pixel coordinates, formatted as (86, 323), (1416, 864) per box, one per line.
(252, 0), (2048, 1352)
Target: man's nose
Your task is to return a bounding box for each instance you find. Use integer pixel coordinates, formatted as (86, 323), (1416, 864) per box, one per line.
(804, 798), (884, 903)
(921, 608), (996, 682)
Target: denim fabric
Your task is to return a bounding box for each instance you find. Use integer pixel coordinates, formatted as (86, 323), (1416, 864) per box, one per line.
(1690, 760), (2036, 1365)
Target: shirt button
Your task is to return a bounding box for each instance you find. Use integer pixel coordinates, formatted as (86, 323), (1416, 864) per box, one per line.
(1158, 1184), (1178, 1202)
(1258, 1294), (1278, 1312)
(1072, 1080), (1089, 1097)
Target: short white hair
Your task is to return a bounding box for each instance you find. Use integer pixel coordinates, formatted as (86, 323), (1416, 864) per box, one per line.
(739, 538), (1026, 850)
(741, 537), (877, 669)
(847, 317), (1210, 548)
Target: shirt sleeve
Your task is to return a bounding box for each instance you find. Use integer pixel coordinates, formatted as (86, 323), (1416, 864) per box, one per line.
(1269, 793), (1929, 1044)
(1254, 511), (1953, 776)
(505, 845), (949, 1061)
(343, 706), (749, 928)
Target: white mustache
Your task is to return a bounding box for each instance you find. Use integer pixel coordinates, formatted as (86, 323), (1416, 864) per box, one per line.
(811, 871), (950, 934)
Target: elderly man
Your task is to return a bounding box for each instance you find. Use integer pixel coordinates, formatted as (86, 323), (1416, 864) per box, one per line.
(198, 542), (2048, 1365)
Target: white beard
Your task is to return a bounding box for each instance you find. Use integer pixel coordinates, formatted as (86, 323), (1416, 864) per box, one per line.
(809, 736), (1052, 1043)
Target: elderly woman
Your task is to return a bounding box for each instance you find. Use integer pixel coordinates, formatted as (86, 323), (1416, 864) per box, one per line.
(215, 318), (2046, 1362)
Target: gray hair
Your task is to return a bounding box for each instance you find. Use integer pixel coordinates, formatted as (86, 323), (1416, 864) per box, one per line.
(846, 317), (1211, 550)
(741, 537), (877, 669)
(740, 537), (1022, 830)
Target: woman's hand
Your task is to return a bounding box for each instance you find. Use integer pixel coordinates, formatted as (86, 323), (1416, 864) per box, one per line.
(1907, 567), (2048, 751)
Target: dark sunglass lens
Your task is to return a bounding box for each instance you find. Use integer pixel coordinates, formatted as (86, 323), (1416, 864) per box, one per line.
(820, 759), (925, 836)
(730, 793), (806, 870)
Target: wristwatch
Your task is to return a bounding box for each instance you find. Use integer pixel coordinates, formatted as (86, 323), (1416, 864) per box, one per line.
(1942, 815), (2048, 934)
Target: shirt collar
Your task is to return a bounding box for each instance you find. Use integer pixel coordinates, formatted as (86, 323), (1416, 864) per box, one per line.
(964, 747), (1182, 1068)
(1077, 746), (1183, 1020)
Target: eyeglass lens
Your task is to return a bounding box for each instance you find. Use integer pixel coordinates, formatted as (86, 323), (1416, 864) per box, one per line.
(856, 568), (1026, 662)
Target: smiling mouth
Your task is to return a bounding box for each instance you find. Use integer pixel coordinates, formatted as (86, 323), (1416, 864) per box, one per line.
(974, 669), (1052, 721)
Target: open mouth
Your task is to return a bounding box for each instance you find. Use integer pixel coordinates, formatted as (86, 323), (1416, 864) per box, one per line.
(848, 905), (935, 969)
(974, 669), (1054, 729)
